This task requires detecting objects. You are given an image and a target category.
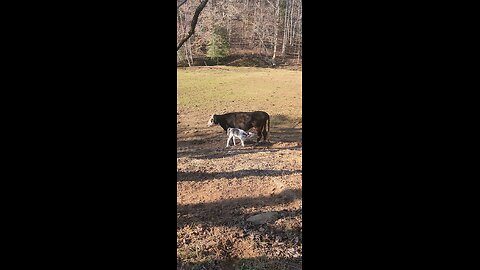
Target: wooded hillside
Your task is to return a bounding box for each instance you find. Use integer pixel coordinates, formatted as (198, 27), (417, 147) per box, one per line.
(177, 0), (302, 67)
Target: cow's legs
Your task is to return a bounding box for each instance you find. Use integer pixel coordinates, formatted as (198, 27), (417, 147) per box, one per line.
(260, 126), (268, 142)
(256, 127), (262, 143)
(241, 139), (245, 147)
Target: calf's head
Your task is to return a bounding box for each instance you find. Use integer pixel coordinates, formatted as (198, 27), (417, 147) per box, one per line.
(207, 114), (217, 127)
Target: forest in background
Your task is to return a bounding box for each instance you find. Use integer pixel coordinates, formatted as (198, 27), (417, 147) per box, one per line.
(177, 0), (302, 68)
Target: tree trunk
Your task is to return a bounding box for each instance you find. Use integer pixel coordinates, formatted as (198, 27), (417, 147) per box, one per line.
(289, 0), (295, 45)
(281, 0), (289, 56)
(185, 46), (191, 66)
(178, 8), (189, 66)
(292, 0), (300, 46)
(251, 0), (258, 49)
(187, 38), (194, 66)
(271, 0), (280, 65)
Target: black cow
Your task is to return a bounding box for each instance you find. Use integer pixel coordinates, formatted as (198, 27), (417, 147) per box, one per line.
(207, 111), (270, 143)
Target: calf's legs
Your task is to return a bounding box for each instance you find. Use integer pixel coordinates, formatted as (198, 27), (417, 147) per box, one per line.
(226, 134), (234, 147)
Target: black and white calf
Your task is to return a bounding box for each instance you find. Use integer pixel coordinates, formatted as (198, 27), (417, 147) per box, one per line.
(226, 128), (255, 147)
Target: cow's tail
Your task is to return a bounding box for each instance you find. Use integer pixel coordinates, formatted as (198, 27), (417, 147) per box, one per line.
(266, 115), (271, 141)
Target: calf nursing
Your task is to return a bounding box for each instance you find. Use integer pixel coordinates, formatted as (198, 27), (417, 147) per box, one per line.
(207, 111), (270, 143)
(226, 128), (255, 147)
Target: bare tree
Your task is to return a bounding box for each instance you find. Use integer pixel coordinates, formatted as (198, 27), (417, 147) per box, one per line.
(177, 0), (210, 51)
(281, 0), (289, 56)
(266, 0), (280, 65)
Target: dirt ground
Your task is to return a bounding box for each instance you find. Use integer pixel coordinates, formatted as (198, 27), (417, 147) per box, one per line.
(177, 113), (302, 269)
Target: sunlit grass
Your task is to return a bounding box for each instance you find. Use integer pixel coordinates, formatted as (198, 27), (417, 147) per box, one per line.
(177, 66), (301, 127)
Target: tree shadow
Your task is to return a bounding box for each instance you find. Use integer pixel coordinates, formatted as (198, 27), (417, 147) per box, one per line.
(269, 127), (302, 143)
(177, 128), (301, 159)
(177, 133), (224, 149)
(177, 146), (301, 160)
(178, 256), (302, 270)
(177, 188), (301, 228)
(177, 169), (301, 182)
(270, 114), (302, 127)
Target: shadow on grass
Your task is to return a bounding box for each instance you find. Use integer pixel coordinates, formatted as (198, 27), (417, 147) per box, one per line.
(270, 114), (302, 127)
(177, 127), (302, 159)
(177, 145), (300, 160)
(269, 128), (302, 143)
(178, 256), (302, 270)
(177, 133), (224, 149)
(177, 188), (301, 228)
(177, 169), (302, 182)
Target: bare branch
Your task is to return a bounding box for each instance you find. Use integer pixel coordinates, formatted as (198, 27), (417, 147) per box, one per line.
(265, 0), (275, 8)
(177, 0), (209, 52)
(177, 0), (187, 10)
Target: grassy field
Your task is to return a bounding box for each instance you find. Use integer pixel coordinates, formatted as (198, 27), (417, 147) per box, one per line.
(177, 66), (302, 270)
(177, 66), (302, 127)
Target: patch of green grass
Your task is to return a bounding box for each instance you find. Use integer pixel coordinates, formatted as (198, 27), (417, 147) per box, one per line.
(177, 66), (302, 127)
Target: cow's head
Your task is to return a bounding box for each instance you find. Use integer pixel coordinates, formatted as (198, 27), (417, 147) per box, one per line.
(247, 132), (255, 138)
(207, 114), (217, 127)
